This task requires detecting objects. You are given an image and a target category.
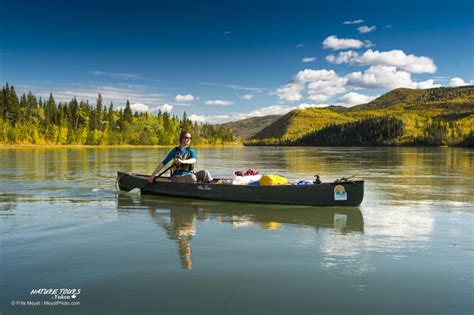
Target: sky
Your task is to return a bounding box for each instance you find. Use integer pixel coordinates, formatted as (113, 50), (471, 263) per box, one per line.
(1, 0), (473, 123)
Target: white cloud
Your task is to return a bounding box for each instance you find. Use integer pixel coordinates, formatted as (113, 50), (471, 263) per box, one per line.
(269, 83), (305, 101)
(189, 114), (230, 123)
(307, 94), (330, 102)
(244, 105), (294, 117)
(326, 50), (359, 64)
(323, 35), (366, 50)
(189, 103), (331, 124)
(414, 79), (441, 89)
(307, 77), (348, 101)
(302, 57), (317, 63)
(448, 77), (468, 87)
(326, 49), (437, 74)
(200, 82), (262, 93)
(241, 94), (254, 100)
(346, 65), (439, 90)
(357, 25), (377, 33)
(343, 19), (364, 25)
(337, 92), (378, 106)
(130, 103), (149, 113)
(346, 66), (414, 89)
(364, 40), (375, 48)
(296, 43), (304, 48)
(174, 94), (195, 102)
(273, 63), (443, 106)
(272, 69), (349, 103)
(157, 103), (173, 113)
(120, 102), (174, 114)
(151, 104), (173, 113)
(357, 49), (437, 73)
(188, 106), (299, 123)
(295, 103), (329, 109)
(293, 69), (339, 83)
(21, 83), (167, 105)
(89, 70), (142, 80)
(205, 99), (234, 106)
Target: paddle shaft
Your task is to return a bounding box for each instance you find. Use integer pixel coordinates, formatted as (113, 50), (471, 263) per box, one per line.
(140, 164), (174, 191)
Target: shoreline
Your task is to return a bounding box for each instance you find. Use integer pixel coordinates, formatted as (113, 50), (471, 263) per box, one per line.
(0, 143), (470, 149)
(0, 143), (244, 149)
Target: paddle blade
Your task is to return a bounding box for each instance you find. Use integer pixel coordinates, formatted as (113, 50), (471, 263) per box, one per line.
(128, 188), (142, 195)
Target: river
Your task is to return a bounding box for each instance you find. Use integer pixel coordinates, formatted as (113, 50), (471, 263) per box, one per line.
(0, 146), (472, 314)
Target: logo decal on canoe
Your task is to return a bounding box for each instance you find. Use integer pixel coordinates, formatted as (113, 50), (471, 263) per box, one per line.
(197, 185), (212, 191)
(334, 185), (347, 201)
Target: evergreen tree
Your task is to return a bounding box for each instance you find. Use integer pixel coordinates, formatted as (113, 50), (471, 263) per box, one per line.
(96, 94), (103, 130)
(123, 100), (133, 124)
(45, 93), (56, 126)
(26, 91), (37, 118)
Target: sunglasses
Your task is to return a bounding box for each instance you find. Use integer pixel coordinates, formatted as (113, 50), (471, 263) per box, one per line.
(183, 136), (192, 140)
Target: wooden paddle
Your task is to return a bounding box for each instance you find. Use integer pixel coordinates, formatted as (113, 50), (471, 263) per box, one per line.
(129, 164), (174, 194)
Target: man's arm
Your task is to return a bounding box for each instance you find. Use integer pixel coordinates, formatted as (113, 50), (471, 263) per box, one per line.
(148, 163), (166, 183)
(176, 158), (196, 164)
(148, 149), (176, 183)
(151, 163), (166, 176)
(175, 148), (196, 164)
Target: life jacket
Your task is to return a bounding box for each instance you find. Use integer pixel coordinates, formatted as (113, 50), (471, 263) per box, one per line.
(171, 146), (194, 175)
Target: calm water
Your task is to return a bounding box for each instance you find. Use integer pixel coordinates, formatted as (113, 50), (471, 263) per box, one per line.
(0, 147), (473, 314)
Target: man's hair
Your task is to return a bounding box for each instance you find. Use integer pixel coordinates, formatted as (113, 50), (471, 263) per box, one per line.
(179, 131), (191, 142)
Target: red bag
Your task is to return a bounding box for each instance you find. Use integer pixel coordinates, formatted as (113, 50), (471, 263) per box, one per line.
(234, 169), (259, 177)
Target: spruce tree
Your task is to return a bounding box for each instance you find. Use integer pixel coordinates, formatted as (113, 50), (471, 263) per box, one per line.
(123, 100), (133, 124)
(96, 94), (103, 130)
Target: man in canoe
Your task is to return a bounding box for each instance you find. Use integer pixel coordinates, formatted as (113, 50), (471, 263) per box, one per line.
(147, 131), (213, 184)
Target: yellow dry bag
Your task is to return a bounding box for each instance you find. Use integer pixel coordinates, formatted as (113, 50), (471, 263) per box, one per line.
(259, 174), (288, 186)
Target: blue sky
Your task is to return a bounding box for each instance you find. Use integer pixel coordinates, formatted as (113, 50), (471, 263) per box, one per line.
(1, 0), (473, 122)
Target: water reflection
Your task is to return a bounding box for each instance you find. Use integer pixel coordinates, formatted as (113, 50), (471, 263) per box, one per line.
(149, 202), (197, 270)
(116, 194), (364, 269)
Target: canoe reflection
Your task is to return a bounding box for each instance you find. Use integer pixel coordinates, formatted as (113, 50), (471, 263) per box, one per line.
(116, 194), (364, 269)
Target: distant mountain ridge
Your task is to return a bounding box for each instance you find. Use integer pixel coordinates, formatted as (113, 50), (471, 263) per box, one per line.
(349, 86), (474, 111)
(218, 115), (281, 140)
(229, 86), (473, 146)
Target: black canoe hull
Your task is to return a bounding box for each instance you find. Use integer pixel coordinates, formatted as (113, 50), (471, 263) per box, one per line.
(117, 172), (364, 207)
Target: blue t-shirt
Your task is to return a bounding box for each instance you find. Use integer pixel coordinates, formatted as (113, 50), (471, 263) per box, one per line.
(162, 147), (196, 175)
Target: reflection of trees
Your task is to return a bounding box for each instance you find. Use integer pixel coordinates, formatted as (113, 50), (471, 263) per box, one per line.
(0, 147), (179, 182)
(0, 194), (18, 212)
(374, 148), (473, 203)
(280, 147), (367, 178)
(280, 147), (473, 203)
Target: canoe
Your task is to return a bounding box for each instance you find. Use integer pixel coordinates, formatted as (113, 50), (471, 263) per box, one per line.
(116, 171), (364, 207)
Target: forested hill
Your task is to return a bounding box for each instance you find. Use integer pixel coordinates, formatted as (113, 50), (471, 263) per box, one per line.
(0, 83), (235, 145)
(349, 86), (474, 111)
(218, 115), (281, 140)
(244, 86), (474, 146)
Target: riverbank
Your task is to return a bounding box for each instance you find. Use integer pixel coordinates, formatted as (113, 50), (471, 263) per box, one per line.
(0, 143), (244, 149)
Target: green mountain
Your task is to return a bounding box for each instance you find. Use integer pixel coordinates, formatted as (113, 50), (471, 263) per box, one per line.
(350, 86), (474, 111)
(243, 86), (474, 146)
(250, 108), (352, 141)
(218, 115), (281, 140)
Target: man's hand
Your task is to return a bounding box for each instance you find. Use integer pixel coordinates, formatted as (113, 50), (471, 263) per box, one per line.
(174, 158), (182, 164)
(147, 175), (156, 183)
